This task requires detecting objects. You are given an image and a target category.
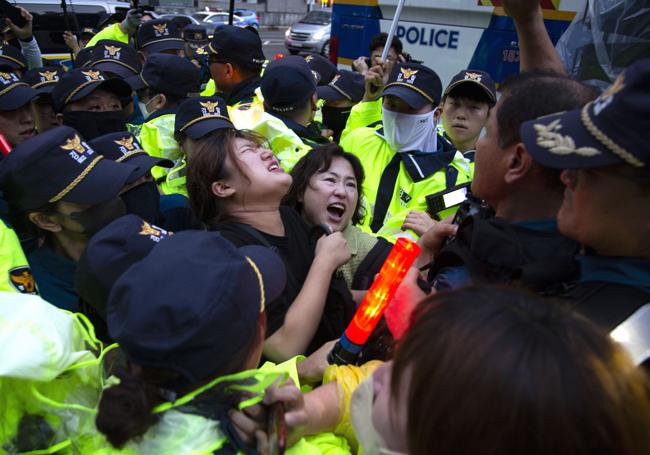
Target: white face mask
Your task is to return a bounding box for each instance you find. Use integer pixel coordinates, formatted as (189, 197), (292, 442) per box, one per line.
(350, 376), (408, 455)
(137, 95), (159, 121)
(382, 107), (439, 154)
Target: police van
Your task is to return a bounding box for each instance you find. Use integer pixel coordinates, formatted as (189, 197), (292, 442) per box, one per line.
(16, 0), (130, 67)
(329, 0), (585, 85)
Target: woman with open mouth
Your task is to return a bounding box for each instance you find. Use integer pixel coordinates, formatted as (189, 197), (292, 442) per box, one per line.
(284, 143), (393, 292)
(186, 129), (356, 362)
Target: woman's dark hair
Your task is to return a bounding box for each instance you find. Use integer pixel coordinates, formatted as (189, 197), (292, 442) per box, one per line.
(186, 128), (264, 226)
(369, 32), (403, 56)
(391, 286), (650, 455)
(283, 143), (365, 225)
(96, 312), (267, 449)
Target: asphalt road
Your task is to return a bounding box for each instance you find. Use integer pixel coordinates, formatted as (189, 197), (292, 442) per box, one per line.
(259, 27), (325, 60)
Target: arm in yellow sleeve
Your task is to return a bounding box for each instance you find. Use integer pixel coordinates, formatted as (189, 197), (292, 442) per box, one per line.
(339, 99), (382, 143)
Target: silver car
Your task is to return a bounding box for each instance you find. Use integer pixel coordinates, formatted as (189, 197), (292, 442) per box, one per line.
(285, 9), (331, 56)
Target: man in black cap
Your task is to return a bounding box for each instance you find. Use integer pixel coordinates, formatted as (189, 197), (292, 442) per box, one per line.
(89, 130), (196, 231)
(440, 69), (496, 160)
(339, 62), (471, 238)
(74, 214), (172, 342)
(181, 25), (211, 89)
(126, 53), (200, 188)
(250, 55), (329, 171)
(0, 71), (38, 147)
(0, 43), (28, 77)
(206, 25), (265, 108)
(167, 95), (234, 197)
(304, 53), (337, 86)
(0, 126), (137, 310)
(22, 66), (64, 134)
(50, 68), (133, 140)
(520, 58), (650, 330)
(136, 19), (185, 61)
(86, 40), (142, 79)
(317, 69), (365, 142)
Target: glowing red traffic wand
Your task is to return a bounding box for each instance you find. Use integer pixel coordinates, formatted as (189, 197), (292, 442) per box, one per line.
(328, 237), (421, 365)
(0, 133), (11, 157)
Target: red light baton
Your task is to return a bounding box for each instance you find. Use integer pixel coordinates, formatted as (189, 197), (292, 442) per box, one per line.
(328, 237), (421, 365)
(0, 133), (12, 157)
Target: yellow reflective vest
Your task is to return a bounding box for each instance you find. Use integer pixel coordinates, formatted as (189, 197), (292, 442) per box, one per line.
(340, 101), (472, 240)
(86, 23), (129, 48)
(132, 112), (181, 188)
(0, 219), (37, 295)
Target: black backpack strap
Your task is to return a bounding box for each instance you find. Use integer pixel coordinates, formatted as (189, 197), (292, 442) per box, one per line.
(351, 237), (392, 290)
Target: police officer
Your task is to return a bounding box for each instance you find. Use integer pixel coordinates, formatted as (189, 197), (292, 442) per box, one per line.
(86, 39), (142, 79)
(0, 43), (28, 77)
(86, 9), (142, 48)
(520, 58), (650, 330)
(246, 55), (330, 171)
(304, 53), (338, 86)
(0, 126), (136, 310)
(22, 66), (64, 133)
(181, 25), (211, 90)
(439, 69), (496, 161)
(339, 62), (471, 238)
(0, 71), (38, 147)
(168, 95), (235, 197)
(126, 53), (200, 187)
(135, 19), (186, 61)
(50, 68), (133, 140)
(317, 69), (365, 142)
(95, 230), (286, 452)
(205, 25), (265, 107)
(74, 214), (171, 342)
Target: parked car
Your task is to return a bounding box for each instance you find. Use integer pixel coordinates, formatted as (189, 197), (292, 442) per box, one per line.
(285, 8), (331, 56)
(159, 13), (217, 36)
(234, 9), (260, 29)
(201, 12), (245, 28)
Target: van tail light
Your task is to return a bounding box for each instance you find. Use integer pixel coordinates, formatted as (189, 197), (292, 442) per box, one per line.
(329, 35), (338, 64)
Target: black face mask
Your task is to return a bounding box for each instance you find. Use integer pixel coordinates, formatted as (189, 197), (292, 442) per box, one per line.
(322, 105), (352, 142)
(62, 110), (127, 140)
(120, 180), (161, 223)
(59, 197), (126, 237)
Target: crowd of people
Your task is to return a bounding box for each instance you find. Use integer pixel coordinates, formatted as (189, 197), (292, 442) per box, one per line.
(0, 0), (649, 454)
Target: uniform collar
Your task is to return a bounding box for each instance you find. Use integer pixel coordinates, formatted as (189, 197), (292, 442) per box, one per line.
(268, 111), (330, 146)
(222, 76), (261, 106)
(388, 134), (458, 182)
(577, 255), (650, 288)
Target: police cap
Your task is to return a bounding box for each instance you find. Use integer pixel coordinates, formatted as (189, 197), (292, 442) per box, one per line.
(0, 44), (26, 72)
(521, 57), (650, 169)
(50, 68), (132, 113)
(22, 66), (64, 95)
(383, 63), (443, 109)
(126, 53), (200, 98)
(136, 19), (185, 54)
(317, 69), (365, 103)
(175, 96), (233, 140)
(108, 230), (286, 384)
(74, 214), (171, 320)
(261, 55), (317, 113)
(304, 53), (337, 86)
(88, 40), (142, 79)
(89, 131), (173, 184)
(444, 69), (496, 104)
(183, 24), (209, 47)
(0, 71), (38, 110)
(0, 126), (137, 213)
(208, 25), (265, 69)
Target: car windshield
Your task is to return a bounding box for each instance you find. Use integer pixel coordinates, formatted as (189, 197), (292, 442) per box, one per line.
(300, 10), (331, 25)
(206, 14), (229, 23)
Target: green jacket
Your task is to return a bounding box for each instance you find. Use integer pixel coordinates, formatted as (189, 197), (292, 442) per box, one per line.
(133, 112), (181, 187)
(340, 101), (472, 240)
(86, 23), (129, 48)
